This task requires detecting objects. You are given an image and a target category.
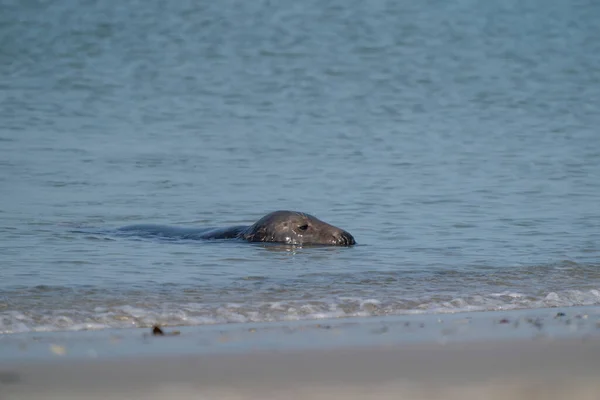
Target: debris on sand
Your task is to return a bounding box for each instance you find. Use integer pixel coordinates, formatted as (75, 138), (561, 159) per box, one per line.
(50, 344), (66, 356)
(152, 325), (164, 336)
(151, 324), (180, 337)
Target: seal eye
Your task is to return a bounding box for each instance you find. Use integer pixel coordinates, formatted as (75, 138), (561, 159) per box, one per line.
(298, 224), (309, 232)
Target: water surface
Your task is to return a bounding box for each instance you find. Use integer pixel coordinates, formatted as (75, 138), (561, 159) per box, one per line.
(1, 0), (600, 333)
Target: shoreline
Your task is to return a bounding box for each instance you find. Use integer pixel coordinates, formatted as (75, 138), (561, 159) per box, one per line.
(0, 305), (600, 358)
(2, 305), (600, 361)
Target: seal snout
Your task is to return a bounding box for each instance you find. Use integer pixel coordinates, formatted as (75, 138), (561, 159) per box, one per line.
(335, 231), (356, 246)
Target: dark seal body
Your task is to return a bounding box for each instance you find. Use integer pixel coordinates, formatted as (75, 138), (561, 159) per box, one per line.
(118, 210), (356, 246)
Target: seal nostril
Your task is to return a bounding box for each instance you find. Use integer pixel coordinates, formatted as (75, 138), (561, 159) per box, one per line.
(337, 234), (350, 246)
(340, 232), (355, 246)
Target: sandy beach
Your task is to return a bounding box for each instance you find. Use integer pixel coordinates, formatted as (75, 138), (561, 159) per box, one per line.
(2, 306), (600, 399)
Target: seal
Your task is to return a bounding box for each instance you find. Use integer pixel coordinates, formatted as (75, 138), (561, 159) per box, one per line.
(118, 210), (356, 246)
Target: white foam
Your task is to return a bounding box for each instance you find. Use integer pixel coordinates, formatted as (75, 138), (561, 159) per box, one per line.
(2, 288), (600, 334)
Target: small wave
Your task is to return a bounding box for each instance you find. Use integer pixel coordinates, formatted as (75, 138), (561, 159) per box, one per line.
(2, 288), (600, 334)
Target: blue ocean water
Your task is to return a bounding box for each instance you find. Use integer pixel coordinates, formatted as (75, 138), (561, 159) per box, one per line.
(1, 0), (600, 333)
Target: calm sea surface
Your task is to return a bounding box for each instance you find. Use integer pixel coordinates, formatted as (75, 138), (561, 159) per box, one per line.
(1, 0), (600, 333)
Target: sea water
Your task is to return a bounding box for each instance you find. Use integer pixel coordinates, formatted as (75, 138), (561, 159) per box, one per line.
(1, 0), (600, 333)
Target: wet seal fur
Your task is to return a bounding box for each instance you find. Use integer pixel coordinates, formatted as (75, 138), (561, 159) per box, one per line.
(118, 210), (356, 246)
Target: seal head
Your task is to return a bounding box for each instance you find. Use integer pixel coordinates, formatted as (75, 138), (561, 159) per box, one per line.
(241, 210), (356, 246)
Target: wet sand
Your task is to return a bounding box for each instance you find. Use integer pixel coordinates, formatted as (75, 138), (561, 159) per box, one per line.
(2, 307), (600, 399)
